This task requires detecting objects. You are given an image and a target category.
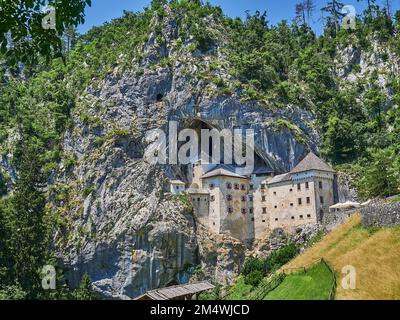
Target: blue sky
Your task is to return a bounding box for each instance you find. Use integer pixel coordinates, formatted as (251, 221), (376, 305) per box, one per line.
(77, 0), (399, 35)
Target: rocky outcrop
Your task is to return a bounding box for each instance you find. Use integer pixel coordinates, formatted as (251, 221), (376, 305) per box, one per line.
(52, 8), (320, 299)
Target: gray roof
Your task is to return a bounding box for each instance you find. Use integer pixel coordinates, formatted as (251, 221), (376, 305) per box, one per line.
(201, 165), (248, 180)
(290, 152), (335, 174)
(252, 166), (274, 175)
(187, 188), (209, 195)
(170, 180), (186, 185)
(136, 281), (215, 300)
(267, 173), (291, 185)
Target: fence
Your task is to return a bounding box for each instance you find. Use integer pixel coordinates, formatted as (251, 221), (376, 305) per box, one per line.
(282, 258), (337, 300)
(247, 273), (286, 300)
(321, 258), (337, 300)
(221, 258), (337, 300)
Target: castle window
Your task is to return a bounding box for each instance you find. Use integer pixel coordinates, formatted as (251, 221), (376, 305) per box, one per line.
(241, 184), (246, 191)
(262, 207), (267, 214)
(275, 218), (278, 221)
(213, 222), (216, 226)
(209, 183), (215, 190)
(228, 207), (233, 214)
(299, 215), (304, 219)
(210, 195), (215, 202)
(297, 183), (301, 191)
(227, 195), (233, 201)
(241, 196), (246, 202)
(248, 195), (253, 202)
(319, 181), (323, 189)
(262, 196), (266, 202)
(262, 220), (266, 223)
(307, 197), (311, 204)
(249, 208), (254, 214)
(234, 183), (239, 190)
(298, 198), (302, 205)
(226, 183), (232, 189)
(306, 182), (309, 189)
(307, 214), (311, 218)
(251, 218), (255, 221)
(241, 208), (247, 214)
(249, 184), (254, 190)
(274, 205), (278, 209)
(291, 216), (295, 220)
(290, 203), (294, 207)
(197, 198), (201, 201)
(320, 196), (324, 204)
(289, 188), (293, 192)
(273, 191), (277, 195)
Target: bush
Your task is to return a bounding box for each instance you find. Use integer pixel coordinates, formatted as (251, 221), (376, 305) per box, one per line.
(264, 244), (299, 273)
(244, 270), (264, 287)
(241, 257), (264, 276)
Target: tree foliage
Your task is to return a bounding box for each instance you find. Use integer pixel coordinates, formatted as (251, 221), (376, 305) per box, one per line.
(0, 0), (92, 66)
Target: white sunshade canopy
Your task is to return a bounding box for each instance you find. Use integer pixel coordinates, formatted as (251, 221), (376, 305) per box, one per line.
(329, 201), (361, 210)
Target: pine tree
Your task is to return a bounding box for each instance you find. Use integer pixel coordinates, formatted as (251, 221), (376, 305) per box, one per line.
(6, 136), (48, 297)
(304, 0), (316, 25)
(74, 273), (98, 300)
(321, 0), (345, 33)
(295, 2), (307, 26)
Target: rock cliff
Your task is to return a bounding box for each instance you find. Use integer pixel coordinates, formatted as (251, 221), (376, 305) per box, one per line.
(53, 7), (319, 299)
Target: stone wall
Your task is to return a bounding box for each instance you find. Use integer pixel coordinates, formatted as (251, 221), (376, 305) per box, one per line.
(321, 201), (400, 230)
(361, 202), (400, 227)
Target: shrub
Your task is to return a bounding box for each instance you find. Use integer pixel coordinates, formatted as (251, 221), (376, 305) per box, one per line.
(241, 257), (264, 276)
(83, 184), (96, 198)
(264, 244), (299, 272)
(244, 270), (264, 287)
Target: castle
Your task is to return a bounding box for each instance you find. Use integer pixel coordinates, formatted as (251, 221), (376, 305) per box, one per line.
(170, 152), (337, 243)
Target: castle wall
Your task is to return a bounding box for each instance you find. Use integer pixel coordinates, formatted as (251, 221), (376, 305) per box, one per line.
(203, 176), (254, 242)
(312, 171), (335, 222)
(170, 183), (185, 195)
(253, 181), (270, 239)
(267, 180), (318, 230)
(189, 193), (210, 227)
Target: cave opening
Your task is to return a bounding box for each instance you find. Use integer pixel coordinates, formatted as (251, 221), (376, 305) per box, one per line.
(156, 93), (164, 102)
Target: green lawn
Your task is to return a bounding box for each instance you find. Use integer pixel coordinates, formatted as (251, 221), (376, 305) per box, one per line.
(264, 262), (333, 300)
(224, 277), (254, 300)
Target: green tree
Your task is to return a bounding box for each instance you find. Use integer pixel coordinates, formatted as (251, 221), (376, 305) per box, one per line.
(358, 148), (400, 198)
(74, 273), (98, 300)
(6, 136), (48, 297)
(0, 0), (91, 66)
(322, 116), (358, 164)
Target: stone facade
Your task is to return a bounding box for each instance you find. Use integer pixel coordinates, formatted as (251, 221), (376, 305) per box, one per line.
(178, 152), (337, 243)
(322, 200), (400, 230)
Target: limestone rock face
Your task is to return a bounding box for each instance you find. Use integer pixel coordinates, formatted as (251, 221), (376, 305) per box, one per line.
(53, 9), (320, 299)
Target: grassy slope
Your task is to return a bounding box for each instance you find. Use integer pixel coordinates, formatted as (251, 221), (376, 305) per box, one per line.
(264, 262), (333, 300)
(225, 277), (253, 300)
(283, 214), (400, 300)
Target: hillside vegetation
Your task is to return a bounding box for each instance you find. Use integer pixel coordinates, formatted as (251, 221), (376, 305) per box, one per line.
(264, 262), (333, 300)
(284, 214), (400, 300)
(0, 0), (400, 299)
